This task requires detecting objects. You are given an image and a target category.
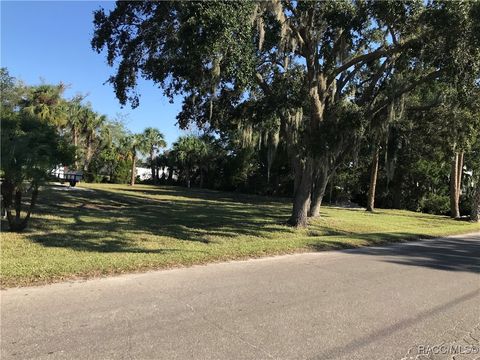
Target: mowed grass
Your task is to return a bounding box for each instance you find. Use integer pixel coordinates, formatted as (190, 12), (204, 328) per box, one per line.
(1, 183), (479, 287)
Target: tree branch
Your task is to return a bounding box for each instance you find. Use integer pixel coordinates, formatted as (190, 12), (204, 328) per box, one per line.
(255, 72), (272, 96)
(333, 36), (419, 77)
(357, 58), (394, 106)
(334, 63), (362, 99)
(387, 25), (398, 46)
(371, 69), (443, 116)
(334, 46), (390, 76)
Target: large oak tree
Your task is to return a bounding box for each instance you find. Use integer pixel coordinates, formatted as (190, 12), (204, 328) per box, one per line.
(92, 0), (480, 226)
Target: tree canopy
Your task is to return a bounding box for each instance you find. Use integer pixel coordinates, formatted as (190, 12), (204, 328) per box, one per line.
(1, 70), (75, 231)
(92, 1), (480, 226)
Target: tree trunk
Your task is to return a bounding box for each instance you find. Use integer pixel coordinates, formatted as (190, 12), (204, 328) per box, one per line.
(450, 151), (463, 218)
(186, 168), (191, 188)
(150, 149), (156, 184)
(288, 44), (325, 227)
(84, 134), (94, 171)
(6, 184), (39, 232)
(329, 175), (334, 204)
(391, 170), (403, 209)
(308, 163), (329, 218)
(199, 169), (204, 188)
(73, 126), (79, 169)
(73, 126), (78, 148)
(130, 154), (137, 186)
(14, 190), (22, 223)
(449, 152), (458, 217)
(457, 151), (464, 210)
(366, 147), (380, 212)
(288, 157), (313, 227)
(1, 181), (14, 214)
(471, 180), (480, 222)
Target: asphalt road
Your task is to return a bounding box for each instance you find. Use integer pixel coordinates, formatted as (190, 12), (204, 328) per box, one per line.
(1, 233), (479, 360)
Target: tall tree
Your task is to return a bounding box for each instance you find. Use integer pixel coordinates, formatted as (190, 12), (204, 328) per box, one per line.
(433, 85), (480, 218)
(171, 135), (210, 188)
(122, 134), (143, 186)
(89, 120), (132, 183)
(21, 84), (67, 127)
(65, 95), (88, 169)
(1, 78), (74, 231)
(0, 68), (25, 115)
(81, 109), (106, 172)
(92, 1), (480, 226)
(472, 180), (480, 222)
(141, 127), (166, 184)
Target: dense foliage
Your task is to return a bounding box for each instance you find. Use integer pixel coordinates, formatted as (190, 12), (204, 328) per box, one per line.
(0, 69), (168, 231)
(4, 1), (480, 231)
(92, 1), (480, 226)
(1, 69), (74, 231)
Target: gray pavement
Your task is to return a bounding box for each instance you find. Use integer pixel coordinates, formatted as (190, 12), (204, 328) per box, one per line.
(1, 232), (479, 360)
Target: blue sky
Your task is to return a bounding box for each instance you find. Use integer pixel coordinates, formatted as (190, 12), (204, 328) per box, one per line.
(1, 0), (184, 147)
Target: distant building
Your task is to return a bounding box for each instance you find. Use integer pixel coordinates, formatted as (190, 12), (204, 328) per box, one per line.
(136, 167), (177, 181)
(136, 167), (152, 181)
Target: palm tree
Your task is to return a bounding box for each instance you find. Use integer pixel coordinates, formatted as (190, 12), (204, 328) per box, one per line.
(21, 84), (67, 126)
(171, 135), (209, 188)
(81, 109), (106, 171)
(65, 97), (84, 169)
(123, 134), (143, 186)
(141, 127), (166, 184)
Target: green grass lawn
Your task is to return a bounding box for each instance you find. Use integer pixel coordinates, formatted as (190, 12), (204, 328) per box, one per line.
(1, 183), (479, 287)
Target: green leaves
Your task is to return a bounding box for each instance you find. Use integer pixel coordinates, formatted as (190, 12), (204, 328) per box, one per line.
(141, 127), (166, 155)
(92, 1), (257, 108)
(1, 111), (74, 188)
(172, 135), (209, 166)
(90, 1), (480, 219)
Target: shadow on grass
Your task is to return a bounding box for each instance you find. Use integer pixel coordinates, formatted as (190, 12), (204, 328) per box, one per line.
(20, 184), (294, 253)
(121, 185), (291, 207)
(10, 184), (478, 274)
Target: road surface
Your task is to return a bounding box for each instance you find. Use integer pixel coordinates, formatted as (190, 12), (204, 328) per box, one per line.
(2, 233), (479, 359)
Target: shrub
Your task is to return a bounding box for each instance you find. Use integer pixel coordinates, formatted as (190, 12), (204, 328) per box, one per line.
(420, 194), (450, 215)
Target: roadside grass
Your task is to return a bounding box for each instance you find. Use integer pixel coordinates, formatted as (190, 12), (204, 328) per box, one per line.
(1, 183), (479, 287)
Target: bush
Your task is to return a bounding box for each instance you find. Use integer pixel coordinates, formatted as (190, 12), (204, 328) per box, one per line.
(420, 194), (450, 215)
(459, 194), (472, 216)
